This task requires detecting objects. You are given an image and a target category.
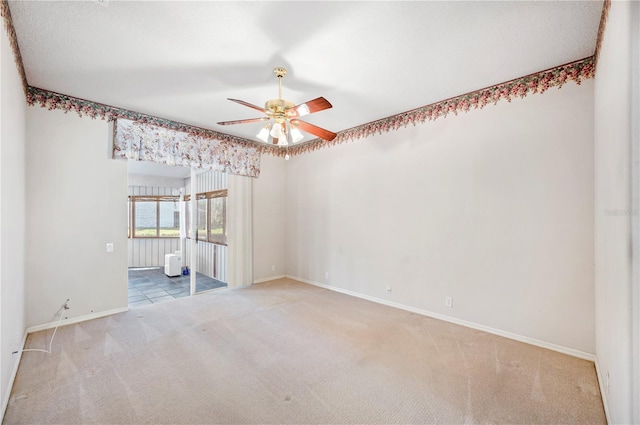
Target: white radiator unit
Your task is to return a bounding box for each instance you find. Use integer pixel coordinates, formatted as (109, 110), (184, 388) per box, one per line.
(164, 253), (181, 277)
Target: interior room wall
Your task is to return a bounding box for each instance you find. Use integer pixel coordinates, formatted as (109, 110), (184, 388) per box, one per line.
(127, 174), (185, 189)
(226, 173), (253, 288)
(25, 107), (128, 328)
(252, 154), (286, 282)
(594, 1), (638, 423)
(0, 23), (27, 416)
(285, 79), (595, 355)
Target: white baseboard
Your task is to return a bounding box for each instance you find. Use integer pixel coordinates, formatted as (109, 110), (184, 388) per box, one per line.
(26, 307), (129, 334)
(253, 275), (285, 284)
(2, 332), (27, 422)
(594, 358), (611, 424)
(287, 274), (596, 362)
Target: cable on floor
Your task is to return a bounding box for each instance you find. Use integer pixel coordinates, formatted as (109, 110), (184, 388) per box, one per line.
(13, 300), (69, 355)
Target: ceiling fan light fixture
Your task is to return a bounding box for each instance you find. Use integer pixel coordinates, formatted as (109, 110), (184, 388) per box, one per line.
(270, 122), (284, 139)
(291, 127), (304, 143)
(297, 104), (310, 116)
(257, 123), (271, 143)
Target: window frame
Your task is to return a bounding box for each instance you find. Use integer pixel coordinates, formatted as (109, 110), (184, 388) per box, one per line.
(184, 189), (228, 246)
(129, 195), (181, 239)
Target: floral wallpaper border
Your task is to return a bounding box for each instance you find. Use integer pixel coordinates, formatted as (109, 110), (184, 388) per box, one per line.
(113, 119), (261, 178)
(594, 0), (611, 70)
(26, 57), (595, 160)
(26, 87), (281, 156)
(1, 0), (28, 97)
(288, 56), (595, 156)
(2, 0), (605, 160)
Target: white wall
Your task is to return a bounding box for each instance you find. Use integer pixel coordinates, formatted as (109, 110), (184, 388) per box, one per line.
(128, 174), (185, 188)
(594, 1), (639, 423)
(128, 237), (181, 267)
(252, 154), (286, 282)
(0, 21), (27, 416)
(25, 107), (128, 327)
(226, 172), (253, 287)
(285, 80), (595, 354)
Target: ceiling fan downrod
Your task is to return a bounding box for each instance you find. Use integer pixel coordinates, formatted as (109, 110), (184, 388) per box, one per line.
(265, 67), (293, 117)
(273, 67), (287, 100)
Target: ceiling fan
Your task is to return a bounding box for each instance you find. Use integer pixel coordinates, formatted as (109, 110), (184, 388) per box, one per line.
(217, 67), (337, 146)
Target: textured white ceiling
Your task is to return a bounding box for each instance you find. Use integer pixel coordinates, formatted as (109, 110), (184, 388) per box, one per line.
(9, 0), (602, 146)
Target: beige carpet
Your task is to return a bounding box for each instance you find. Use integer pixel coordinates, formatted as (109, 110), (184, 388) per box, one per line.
(4, 278), (605, 424)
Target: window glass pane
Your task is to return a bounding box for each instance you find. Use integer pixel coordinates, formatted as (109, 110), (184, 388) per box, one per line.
(134, 201), (157, 237)
(159, 200), (180, 237)
(209, 197), (226, 244)
(197, 198), (207, 241)
(185, 201), (191, 239)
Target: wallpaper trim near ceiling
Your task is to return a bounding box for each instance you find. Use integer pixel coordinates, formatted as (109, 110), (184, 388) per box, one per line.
(26, 86), (275, 156)
(24, 58), (594, 159)
(594, 0), (612, 70)
(0, 0), (28, 97)
(2, 0), (609, 160)
(291, 57), (595, 156)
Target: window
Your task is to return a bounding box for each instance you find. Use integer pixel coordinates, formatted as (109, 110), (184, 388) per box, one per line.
(185, 199), (191, 239)
(209, 195), (226, 244)
(197, 196), (208, 241)
(184, 189), (227, 245)
(129, 196), (180, 238)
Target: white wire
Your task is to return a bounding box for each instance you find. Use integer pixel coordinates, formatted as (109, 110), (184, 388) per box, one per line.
(19, 307), (67, 355)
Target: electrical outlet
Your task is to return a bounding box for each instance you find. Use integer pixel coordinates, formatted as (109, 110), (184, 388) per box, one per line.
(606, 371), (610, 394)
(325, 271), (329, 280)
(106, 243), (114, 253)
(386, 286), (392, 294)
(271, 265), (275, 272)
(445, 296), (453, 307)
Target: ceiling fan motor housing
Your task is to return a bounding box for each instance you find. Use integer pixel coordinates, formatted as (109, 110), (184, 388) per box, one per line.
(265, 99), (294, 116)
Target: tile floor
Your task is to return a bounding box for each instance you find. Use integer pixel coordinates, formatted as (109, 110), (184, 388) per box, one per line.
(128, 267), (227, 308)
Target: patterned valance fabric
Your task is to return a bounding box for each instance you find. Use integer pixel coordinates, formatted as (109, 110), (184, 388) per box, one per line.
(113, 119), (261, 178)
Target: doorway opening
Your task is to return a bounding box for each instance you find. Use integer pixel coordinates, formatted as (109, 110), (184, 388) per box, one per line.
(126, 162), (227, 308)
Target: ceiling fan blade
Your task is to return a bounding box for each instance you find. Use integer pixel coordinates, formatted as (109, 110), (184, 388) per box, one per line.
(227, 98), (267, 114)
(287, 97), (333, 118)
(291, 119), (337, 141)
(217, 117), (268, 126)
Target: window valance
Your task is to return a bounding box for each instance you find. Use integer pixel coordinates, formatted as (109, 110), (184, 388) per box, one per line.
(113, 119), (261, 178)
